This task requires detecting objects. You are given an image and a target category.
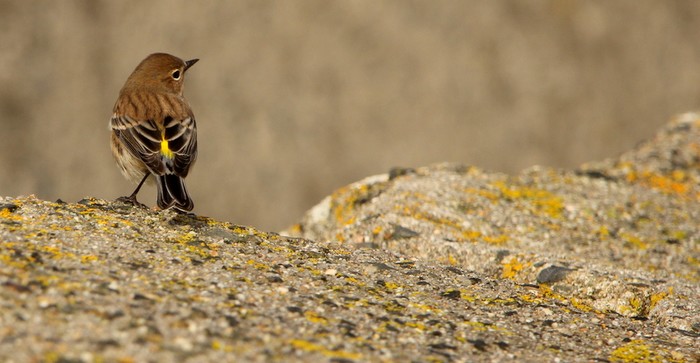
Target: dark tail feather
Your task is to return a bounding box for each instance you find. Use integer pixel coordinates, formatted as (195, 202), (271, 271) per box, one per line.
(157, 174), (194, 212)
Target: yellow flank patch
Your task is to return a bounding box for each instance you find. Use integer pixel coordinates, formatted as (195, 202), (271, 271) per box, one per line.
(160, 139), (174, 159)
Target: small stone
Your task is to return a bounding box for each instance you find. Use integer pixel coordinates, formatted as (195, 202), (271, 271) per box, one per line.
(691, 322), (700, 332)
(389, 223), (419, 239)
(266, 275), (283, 283)
(468, 339), (488, 352)
(286, 306), (303, 314)
(537, 266), (573, 284)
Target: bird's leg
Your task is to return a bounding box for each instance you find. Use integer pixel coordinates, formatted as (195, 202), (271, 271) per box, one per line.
(116, 174), (149, 209)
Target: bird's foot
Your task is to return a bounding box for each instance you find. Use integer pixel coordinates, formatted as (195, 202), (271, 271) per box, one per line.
(115, 195), (148, 209)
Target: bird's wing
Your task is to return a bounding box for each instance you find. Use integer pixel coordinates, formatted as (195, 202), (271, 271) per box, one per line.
(111, 114), (166, 174)
(162, 114), (197, 177)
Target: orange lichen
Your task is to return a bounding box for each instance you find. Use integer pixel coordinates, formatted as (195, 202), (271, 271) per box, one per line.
(627, 170), (692, 196)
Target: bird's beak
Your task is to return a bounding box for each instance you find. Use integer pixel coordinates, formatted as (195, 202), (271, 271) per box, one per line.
(184, 58), (199, 71)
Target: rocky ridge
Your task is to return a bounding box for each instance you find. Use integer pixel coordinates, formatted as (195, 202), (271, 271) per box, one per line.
(2, 113), (700, 362)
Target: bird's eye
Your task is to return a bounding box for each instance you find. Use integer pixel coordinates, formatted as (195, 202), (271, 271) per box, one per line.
(171, 69), (181, 80)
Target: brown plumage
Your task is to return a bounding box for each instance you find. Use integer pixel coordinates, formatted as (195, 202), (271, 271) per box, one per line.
(110, 53), (198, 212)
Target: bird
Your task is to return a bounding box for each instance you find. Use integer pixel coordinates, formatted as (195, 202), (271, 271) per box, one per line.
(110, 53), (199, 212)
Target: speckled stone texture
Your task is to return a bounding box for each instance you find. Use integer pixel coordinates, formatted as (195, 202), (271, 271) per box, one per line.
(2, 113), (699, 362)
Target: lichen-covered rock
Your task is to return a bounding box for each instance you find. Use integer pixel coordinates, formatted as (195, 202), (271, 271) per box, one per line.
(288, 113), (700, 360)
(1, 113), (699, 362)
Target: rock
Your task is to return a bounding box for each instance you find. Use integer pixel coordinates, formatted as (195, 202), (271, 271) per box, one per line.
(287, 113), (700, 360)
(1, 114), (699, 362)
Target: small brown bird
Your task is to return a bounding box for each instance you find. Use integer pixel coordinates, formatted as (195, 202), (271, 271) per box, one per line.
(110, 53), (198, 212)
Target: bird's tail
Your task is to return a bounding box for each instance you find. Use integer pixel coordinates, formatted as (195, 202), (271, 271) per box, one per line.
(157, 174), (194, 212)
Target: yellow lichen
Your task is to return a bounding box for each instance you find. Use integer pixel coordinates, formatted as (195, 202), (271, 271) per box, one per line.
(0, 208), (23, 222)
(501, 257), (529, 279)
(668, 230), (687, 241)
(408, 302), (441, 314)
(569, 298), (596, 313)
(330, 182), (386, 226)
(538, 285), (597, 313)
(471, 188), (499, 201)
(383, 300), (406, 313)
(649, 288), (672, 311)
(246, 259), (269, 271)
(344, 276), (365, 286)
(460, 291), (477, 303)
(619, 297), (645, 316)
(229, 225), (249, 235)
(304, 311), (329, 325)
(462, 320), (490, 332)
(609, 339), (686, 363)
(461, 230), (482, 241)
(290, 339), (361, 360)
(687, 256), (700, 267)
(80, 255), (99, 264)
(483, 234), (508, 244)
(447, 254), (458, 265)
(405, 321), (426, 330)
(381, 281), (400, 291)
(491, 181), (565, 219)
(621, 233), (649, 250)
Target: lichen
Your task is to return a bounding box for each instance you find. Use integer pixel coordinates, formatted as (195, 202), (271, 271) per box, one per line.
(609, 339), (687, 363)
(290, 339), (362, 360)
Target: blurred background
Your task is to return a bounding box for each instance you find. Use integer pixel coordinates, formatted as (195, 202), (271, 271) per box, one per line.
(1, 1), (700, 231)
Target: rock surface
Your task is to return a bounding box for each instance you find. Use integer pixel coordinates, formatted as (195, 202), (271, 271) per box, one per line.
(2, 114), (700, 362)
